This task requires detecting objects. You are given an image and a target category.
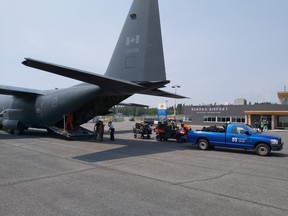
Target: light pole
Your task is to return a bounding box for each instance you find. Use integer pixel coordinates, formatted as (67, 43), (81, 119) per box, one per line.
(172, 85), (180, 120)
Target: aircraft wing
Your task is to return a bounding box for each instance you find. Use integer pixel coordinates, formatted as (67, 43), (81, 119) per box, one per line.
(22, 58), (187, 99)
(119, 103), (149, 108)
(0, 84), (43, 96)
(22, 58), (144, 93)
(139, 89), (187, 99)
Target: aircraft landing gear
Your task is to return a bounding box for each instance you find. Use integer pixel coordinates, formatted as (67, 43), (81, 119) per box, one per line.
(14, 123), (25, 135)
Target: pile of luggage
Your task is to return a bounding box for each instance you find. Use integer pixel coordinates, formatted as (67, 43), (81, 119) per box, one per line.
(133, 122), (152, 139)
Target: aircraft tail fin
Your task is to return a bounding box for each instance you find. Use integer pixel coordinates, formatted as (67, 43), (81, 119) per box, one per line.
(105, 0), (166, 83)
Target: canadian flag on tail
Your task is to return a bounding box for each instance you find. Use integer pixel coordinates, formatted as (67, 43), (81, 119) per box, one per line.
(126, 35), (140, 46)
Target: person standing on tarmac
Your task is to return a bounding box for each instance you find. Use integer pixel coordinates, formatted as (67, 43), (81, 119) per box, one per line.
(98, 122), (105, 142)
(94, 120), (102, 140)
(181, 123), (191, 135)
(108, 121), (115, 141)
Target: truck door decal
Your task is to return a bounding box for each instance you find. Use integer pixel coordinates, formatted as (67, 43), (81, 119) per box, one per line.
(232, 137), (247, 143)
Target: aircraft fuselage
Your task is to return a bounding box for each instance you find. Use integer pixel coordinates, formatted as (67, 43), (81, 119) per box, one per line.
(0, 83), (130, 131)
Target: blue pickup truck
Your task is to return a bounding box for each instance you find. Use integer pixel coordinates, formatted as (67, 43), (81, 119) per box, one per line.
(187, 123), (283, 156)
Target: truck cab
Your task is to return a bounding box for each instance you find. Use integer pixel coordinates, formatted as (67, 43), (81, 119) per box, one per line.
(187, 123), (283, 156)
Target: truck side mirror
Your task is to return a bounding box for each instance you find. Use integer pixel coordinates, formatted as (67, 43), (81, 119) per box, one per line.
(244, 131), (251, 136)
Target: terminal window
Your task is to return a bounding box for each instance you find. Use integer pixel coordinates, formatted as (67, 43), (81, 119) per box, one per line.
(282, 97), (288, 104)
(217, 117), (231, 123)
(204, 116), (244, 123)
(232, 117), (245, 123)
(277, 116), (288, 128)
(203, 116), (216, 122)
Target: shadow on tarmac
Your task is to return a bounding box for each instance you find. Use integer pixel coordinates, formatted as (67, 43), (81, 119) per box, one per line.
(210, 147), (288, 157)
(0, 128), (134, 140)
(73, 138), (186, 163)
(73, 138), (288, 163)
(1, 128), (287, 161)
(0, 128), (97, 141)
(0, 129), (59, 140)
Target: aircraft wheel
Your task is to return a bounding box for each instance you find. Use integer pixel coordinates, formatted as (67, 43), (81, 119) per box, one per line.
(14, 127), (24, 135)
(255, 144), (270, 156)
(198, 139), (210, 150)
(14, 124), (24, 135)
(156, 135), (161, 141)
(177, 136), (185, 143)
(14, 129), (21, 135)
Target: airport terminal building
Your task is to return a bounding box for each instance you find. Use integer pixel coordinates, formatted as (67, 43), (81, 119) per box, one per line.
(183, 92), (288, 130)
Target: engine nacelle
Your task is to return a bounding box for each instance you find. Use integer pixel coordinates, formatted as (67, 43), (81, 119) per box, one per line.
(2, 120), (19, 130)
(0, 109), (24, 131)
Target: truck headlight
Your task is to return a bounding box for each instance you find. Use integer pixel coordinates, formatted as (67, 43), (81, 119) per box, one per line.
(270, 139), (279, 145)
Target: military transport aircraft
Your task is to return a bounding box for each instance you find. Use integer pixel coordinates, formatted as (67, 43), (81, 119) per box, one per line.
(0, 0), (185, 138)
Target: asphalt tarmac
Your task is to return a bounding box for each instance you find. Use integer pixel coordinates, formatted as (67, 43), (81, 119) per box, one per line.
(1, 120), (288, 216)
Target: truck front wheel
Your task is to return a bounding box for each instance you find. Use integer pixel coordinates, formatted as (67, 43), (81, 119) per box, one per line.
(198, 139), (210, 150)
(255, 144), (271, 156)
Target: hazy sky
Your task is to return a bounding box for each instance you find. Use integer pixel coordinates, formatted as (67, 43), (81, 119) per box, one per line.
(1, 0), (287, 108)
